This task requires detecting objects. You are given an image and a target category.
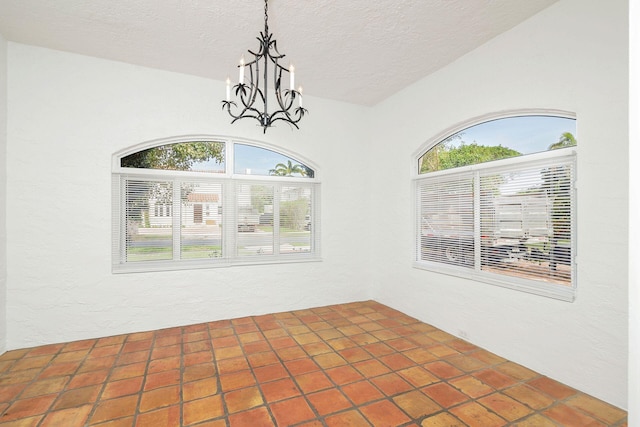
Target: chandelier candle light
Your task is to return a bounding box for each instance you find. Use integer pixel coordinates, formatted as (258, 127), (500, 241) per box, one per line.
(222, 0), (307, 132)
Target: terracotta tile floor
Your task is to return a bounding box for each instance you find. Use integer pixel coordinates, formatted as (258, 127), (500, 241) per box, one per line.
(0, 301), (628, 426)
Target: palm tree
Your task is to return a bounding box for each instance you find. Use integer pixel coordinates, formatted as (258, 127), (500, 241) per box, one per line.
(548, 132), (577, 150)
(269, 160), (306, 177)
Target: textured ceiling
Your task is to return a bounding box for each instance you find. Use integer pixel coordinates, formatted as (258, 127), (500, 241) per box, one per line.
(0, 0), (557, 106)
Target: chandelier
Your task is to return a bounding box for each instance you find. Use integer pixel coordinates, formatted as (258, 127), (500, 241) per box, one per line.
(222, 0), (307, 132)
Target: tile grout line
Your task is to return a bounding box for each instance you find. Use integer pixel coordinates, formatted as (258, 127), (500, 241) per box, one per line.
(29, 339), (98, 426)
(259, 312), (324, 426)
(0, 300), (629, 427)
(129, 329), (157, 427)
(15, 343), (71, 426)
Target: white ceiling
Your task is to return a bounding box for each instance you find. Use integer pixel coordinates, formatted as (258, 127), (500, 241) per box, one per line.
(0, 0), (557, 106)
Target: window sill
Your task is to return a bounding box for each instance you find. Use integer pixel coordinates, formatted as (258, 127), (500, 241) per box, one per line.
(412, 261), (576, 302)
(113, 255), (323, 274)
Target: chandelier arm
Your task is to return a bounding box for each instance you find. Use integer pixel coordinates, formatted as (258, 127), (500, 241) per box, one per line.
(276, 88), (296, 112)
(246, 41), (265, 66)
(232, 115), (263, 126)
(269, 108), (307, 128)
(227, 105), (267, 129)
(231, 84), (257, 117)
(251, 53), (262, 106)
(230, 114), (260, 124)
(227, 67), (266, 124)
(234, 85), (250, 108)
(223, 100), (261, 121)
(269, 49), (290, 114)
(243, 55), (265, 107)
(269, 104), (307, 123)
(270, 117), (300, 130)
(272, 61), (287, 112)
(231, 103), (261, 120)
(236, 80), (263, 110)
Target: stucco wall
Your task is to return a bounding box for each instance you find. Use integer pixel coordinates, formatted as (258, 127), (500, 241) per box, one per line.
(629, 0), (639, 422)
(5, 43), (373, 349)
(0, 32), (7, 355)
(2, 0), (632, 413)
(368, 0), (628, 409)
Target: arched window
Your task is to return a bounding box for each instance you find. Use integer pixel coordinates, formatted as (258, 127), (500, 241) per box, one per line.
(414, 113), (577, 301)
(112, 137), (320, 272)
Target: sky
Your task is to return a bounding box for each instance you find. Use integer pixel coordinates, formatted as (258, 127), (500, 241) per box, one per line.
(189, 143), (308, 176)
(450, 116), (576, 155)
(234, 144), (305, 176)
(194, 116), (575, 175)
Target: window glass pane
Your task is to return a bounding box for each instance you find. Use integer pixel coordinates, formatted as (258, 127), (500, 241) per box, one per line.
(181, 182), (223, 259)
(237, 184), (274, 256)
(479, 160), (574, 286)
(419, 116), (576, 174)
(125, 180), (173, 262)
(280, 186), (312, 254)
(234, 144), (314, 177)
(419, 174), (475, 267)
(121, 141), (225, 173)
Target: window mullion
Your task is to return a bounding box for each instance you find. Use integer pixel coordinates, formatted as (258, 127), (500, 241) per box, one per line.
(118, 176), (126, 264)
(570, 159), (577, 273)
(273, 184), (281, 257)
(226, 143), (234, 178)
(473, 172), (481, 270)
(172, 180), (181, 260)
(311, 185), (319, 254)
(226, 180), (237, 260)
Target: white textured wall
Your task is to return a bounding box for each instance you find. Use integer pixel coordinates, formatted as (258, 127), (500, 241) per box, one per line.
(2, 0), (632, 413)
(5, 43), (373, 349)
(368, 0), (628, 409)
(0, 32), (7, 355)
(629, 0), (639, 422)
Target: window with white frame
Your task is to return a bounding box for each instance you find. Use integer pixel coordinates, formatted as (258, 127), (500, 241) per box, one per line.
(112, 138), (320, 272)
(414, 114), (577, 301)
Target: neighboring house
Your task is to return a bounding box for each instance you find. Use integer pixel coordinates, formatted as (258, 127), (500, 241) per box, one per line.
(148, 192), (221, 227)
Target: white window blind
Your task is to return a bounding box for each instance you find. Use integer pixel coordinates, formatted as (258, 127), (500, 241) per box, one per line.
(180, 181), (223, 260)
(418, 173), (474, 268)
(280, 186), (312, 254)
(114, 176), (319, 272)
(236, 183), (274, 257)
(415, 150), (576, 300)
(124, 179), (173, 263)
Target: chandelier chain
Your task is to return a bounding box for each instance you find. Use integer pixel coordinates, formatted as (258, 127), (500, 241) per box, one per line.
(264, 0), (269, 34)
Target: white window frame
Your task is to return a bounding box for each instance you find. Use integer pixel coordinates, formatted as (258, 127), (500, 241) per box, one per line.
(413, 111), (577, 301)
(112, 135), (321, 273)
